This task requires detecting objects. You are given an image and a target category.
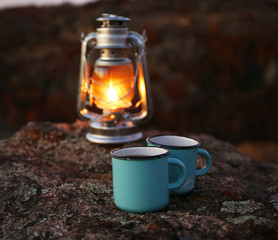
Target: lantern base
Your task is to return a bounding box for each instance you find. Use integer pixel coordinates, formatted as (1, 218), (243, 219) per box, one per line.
(86, 120), (143, 144)
(86, 131), (143, 144)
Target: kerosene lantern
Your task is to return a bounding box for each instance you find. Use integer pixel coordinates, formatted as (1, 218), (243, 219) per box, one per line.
(77, 14), (152, 144)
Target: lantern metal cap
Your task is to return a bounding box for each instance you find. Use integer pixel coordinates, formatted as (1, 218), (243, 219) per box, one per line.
(97, 13), (130, 22)
(95, 13), (130, 48)
(97, 14), (130, 28)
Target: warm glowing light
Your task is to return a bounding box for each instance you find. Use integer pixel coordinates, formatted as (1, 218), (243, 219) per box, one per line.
(91, 63), (135, 109)
(107, 84), (118, 102)
(80, 108), (89, 116)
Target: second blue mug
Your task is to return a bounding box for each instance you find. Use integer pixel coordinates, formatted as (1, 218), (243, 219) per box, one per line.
(146, 135), (212, 195)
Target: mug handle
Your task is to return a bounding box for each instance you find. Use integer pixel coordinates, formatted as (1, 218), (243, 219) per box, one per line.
(168, 158), (187, 190)
(196, 148), (212, 176)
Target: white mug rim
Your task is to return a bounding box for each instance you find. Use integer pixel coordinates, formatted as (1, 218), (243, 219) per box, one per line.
(110, 146), (169, 160)
(146, 134), (200, 149)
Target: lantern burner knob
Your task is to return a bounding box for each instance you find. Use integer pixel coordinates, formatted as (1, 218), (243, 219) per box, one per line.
(100, 114), (117, 127)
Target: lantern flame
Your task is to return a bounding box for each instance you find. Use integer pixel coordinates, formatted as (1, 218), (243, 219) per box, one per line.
(107, 84), (118, 102)
(91, 64), (135, 109)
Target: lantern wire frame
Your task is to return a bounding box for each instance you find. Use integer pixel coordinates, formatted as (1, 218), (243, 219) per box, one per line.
(82, 33), (147, 106)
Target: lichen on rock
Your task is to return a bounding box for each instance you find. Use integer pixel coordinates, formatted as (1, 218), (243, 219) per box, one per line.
(227, 215), (270, 225)
(221, 200), (263, 214)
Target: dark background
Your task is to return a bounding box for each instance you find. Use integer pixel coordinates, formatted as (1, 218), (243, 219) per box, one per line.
(1, 0), (278, 162)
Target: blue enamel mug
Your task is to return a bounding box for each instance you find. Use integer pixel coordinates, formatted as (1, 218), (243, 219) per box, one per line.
(110, 146), (187, 213)
(146, 135), (212, 195)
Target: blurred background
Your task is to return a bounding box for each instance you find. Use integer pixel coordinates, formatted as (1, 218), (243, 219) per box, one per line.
(1, 0), (278, 163)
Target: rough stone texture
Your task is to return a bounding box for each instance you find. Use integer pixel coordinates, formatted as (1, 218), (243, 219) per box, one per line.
(0, 121), (277, 239)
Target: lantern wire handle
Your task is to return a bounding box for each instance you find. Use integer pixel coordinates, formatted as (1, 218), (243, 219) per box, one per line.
(82, 31), (147, 105)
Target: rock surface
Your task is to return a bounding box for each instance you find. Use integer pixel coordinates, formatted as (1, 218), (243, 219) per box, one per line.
(0, 121), (278, 239)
